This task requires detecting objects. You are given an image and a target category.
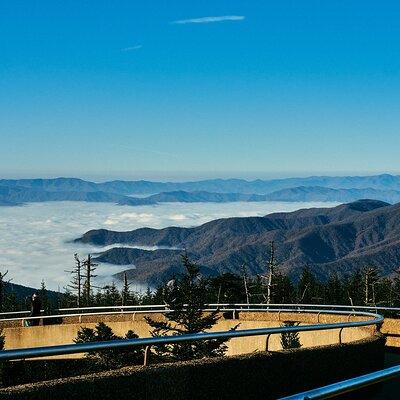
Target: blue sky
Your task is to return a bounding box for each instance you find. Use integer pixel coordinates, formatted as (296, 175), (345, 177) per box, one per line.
(1, 1), (400, 180)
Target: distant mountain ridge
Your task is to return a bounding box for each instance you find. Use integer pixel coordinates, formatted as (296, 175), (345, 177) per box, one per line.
(75, 199), (400, 285)
(2, 174), (400, 195)
(121, 187), (400, 205)
(0, 185), (156, 206)
(3, 174), (400, 205)
(4, 281), (60, 302)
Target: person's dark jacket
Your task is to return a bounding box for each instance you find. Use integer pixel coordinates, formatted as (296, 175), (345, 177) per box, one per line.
(29, 297), (42, 326)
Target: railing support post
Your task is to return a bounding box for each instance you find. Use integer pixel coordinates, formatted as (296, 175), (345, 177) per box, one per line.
(347, 313), (353, 321)
(143, 345), (151, 366)
(265, 333), (272, 352)
(339, 327), (344, 344)
(317, 311), (322, 323)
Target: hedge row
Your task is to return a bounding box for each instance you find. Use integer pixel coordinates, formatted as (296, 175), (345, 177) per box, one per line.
(0, 334), (386, 400)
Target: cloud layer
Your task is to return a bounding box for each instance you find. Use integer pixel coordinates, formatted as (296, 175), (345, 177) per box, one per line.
(0, 200), (338, 291)
(172, 15), (245, 25)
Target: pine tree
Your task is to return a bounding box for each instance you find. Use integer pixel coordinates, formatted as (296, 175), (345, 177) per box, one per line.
(0, 329), (4, 350)
(297, 266), (319, 303)
(346, 269), (364, 306)
(0, 271), (9, 313)
(208, 273), (244, 303)
(145, 254), (235, 362)
(280, 321), (302, 349)
(74, 322), (142, 368)
(102, 282), (121, 306)
(140, 287), (154, 305)
(393, 268), (400, 304)
(121, 272), (132, 306)
(40, 279), (49, 313)
(325, 272), (345, 304)
(273, 273), (295, 303)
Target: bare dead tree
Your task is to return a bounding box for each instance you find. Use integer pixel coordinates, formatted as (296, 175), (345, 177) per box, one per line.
(216, 284), (222, 304)
(66, 254), (83, 307)
(82, 254), (97, 306)
(266, 242), (276, 304)
(347, 290), (355, 309)
(299, 284), (309, 304)
(362, 266), (380, 305)
(259, 241), (278, 304)
(241, 264), (250, 304)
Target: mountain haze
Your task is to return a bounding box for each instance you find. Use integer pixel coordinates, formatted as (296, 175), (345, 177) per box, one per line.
(2, 174), (400, 195)
(3, 174), (400, 205)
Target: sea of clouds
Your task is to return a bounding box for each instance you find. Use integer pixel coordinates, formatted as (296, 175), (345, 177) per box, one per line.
(0, 201), (339, 291)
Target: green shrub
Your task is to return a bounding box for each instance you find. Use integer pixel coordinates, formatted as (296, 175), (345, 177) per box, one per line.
(74, 322), (143, 368)
(280, 321), (302, 350)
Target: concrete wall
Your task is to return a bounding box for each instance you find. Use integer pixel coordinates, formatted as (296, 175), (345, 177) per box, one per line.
(1, 311), (374, 357)
(379, 317), (400, 348)
(0, 334), (386, 400)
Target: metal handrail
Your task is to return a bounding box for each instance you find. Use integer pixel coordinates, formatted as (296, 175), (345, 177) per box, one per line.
(280, 364), (400, 399)
(0, 307), (383, 361)
(0, 305), (382, 323)
(2, 302), (400, 321)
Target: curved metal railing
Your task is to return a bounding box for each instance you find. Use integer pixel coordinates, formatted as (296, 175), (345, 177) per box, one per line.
(0, 304), (383, 361)
(0, 302), (396, 324)
(280, 364), (400, 399)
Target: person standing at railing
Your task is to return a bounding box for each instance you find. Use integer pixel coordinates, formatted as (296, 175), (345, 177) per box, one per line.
(27, 293), (42, 327)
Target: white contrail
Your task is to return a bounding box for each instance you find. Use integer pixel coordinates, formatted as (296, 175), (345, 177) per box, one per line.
(172, 16), (245, 25)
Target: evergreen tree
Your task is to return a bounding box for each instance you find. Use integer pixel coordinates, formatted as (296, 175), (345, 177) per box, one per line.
(145, 254), (235, 362)
(39, 279), (50, 313)
(140, 287), (154, 305)
(0, 271), (9, 313)
(102, 282), (121, 306)
(121, 272), (133, 306)
(207, 273), (244, 304)
(74, 322), (142, 368)
(325, 273), (345, 304)
(280, 321), (302, 349)
(59, 288), (76, 308)
(0, 328), (5, 350)
(375, 277), (393, 306)
(297, 266), (319, 303)
(392, 268), (400, 306)
(346, 270), (364, 306)
(274, 273), (296, 303)
(152, 285), (165, 304)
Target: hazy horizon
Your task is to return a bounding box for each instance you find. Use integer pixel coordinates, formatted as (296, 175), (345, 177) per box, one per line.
(2, 171), (400, 183)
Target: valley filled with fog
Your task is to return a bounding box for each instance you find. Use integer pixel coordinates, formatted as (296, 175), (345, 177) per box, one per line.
(0, 201), (339, 291)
